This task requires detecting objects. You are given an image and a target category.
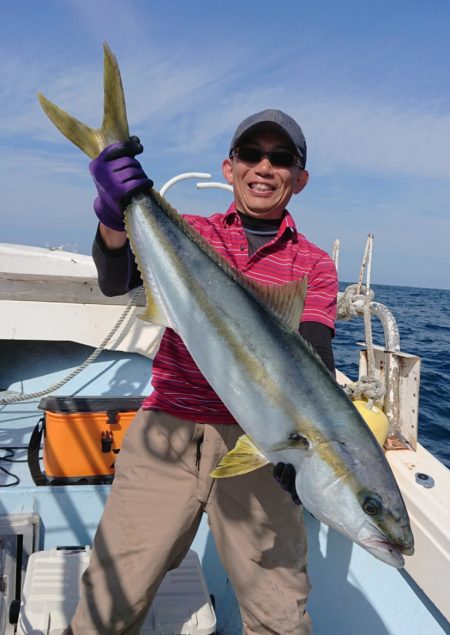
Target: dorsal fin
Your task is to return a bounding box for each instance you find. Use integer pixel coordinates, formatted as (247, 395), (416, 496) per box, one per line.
(145, 190), (308, 331)
(247, 275), (308, 330)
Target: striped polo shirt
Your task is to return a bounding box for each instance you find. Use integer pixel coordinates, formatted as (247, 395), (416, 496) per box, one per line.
(142, 203), (338, 423)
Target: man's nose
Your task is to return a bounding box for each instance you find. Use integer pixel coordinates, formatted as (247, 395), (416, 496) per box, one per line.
(255, 156), (274, 170)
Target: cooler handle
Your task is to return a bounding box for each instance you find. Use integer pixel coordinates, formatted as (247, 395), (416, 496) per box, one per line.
(27, 418), (49, 485)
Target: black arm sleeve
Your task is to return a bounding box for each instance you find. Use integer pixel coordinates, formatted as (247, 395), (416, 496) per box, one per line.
(92, 226), (142, 297)
(299, 322), (335, 374)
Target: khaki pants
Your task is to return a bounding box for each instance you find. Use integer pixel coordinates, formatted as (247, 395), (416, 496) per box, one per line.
(67, 409), (312, 634)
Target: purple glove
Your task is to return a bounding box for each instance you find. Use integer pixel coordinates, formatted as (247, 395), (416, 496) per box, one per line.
(89, 136), (153, 231)
(273, 463), (302, 505)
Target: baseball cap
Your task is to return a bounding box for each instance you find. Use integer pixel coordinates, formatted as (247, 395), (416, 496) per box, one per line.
(230, 109), (307, 168)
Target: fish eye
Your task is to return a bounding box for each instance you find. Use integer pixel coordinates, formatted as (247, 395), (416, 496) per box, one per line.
(362, 495), (382, 516)
(288, 432), (309, 448)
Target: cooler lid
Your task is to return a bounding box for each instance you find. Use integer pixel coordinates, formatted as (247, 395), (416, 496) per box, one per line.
(38, 396), (144, 413)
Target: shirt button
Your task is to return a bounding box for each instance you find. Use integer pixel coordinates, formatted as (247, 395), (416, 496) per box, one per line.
(240, 245), (245, 251)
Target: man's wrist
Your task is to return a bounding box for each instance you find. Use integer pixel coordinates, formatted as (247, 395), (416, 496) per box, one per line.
(98, 223), (128, 250)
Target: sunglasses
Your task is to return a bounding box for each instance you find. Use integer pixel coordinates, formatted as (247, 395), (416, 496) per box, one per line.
(230, 146), (304, 169)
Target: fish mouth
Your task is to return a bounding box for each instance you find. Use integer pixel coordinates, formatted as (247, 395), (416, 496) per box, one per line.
(368, 536), (414, 554)
(361, 536), (415, 568)
(357, 522), (414, 568)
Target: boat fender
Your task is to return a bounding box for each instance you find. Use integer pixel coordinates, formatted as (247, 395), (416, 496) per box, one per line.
(353, 400), (389, 447)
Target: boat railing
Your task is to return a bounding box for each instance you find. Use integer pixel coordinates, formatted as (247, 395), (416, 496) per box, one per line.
(334, 236), (420, 451)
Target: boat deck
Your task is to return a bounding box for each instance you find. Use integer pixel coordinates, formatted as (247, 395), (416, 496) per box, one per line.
(1, 339), (449, 634)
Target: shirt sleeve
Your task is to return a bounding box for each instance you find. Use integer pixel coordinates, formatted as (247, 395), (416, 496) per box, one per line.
(92, 226), (142, 296)
(299, 322), (335, 374)
(300, 252), (338, 333)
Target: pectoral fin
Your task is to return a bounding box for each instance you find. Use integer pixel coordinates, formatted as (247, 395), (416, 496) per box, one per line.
(210, 434), (270, 478)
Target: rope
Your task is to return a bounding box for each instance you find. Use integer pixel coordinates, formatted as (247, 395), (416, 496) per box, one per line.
(344, 375), (386, 406)
(337, 235), (385, 407)
(337, 283), (374, 320)
(0, 287), (144, 405)
(338, 284), (386, 405)
(363, 293), (376, 377)
(331, 239), (340, 274)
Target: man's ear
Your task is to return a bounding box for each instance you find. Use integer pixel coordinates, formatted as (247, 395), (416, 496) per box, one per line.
(293, 169), (309, 195)
(222, 158), (234, 185)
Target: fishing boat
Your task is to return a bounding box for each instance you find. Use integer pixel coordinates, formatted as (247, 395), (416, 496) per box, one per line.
(0, 175), (449, 635)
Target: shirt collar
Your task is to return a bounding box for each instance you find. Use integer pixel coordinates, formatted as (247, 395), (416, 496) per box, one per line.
(224, 202), (298, 242)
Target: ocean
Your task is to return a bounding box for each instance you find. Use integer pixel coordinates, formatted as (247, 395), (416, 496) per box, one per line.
(333, 283), (450, 469)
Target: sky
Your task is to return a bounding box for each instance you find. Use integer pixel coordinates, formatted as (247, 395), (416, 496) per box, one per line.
(1, 1), (450, 289)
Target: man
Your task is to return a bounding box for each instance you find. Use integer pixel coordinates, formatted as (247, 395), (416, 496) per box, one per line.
(66, 109), (337, 634)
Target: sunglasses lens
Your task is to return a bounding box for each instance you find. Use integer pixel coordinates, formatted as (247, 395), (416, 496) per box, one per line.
(236, 147), (263, 163)
(269, 152), (295, 167)
(234, 147), (296, 167)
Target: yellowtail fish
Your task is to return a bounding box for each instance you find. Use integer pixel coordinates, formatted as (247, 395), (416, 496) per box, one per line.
(38, 44), (414, 568)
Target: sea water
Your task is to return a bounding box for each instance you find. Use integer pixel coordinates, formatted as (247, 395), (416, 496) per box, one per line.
(333, 283), (450, 469)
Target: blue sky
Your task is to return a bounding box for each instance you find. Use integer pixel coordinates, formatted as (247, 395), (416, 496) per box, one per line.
(1, 1), (450, 289)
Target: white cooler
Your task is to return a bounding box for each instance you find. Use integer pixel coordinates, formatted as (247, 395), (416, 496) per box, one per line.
(16, 547), (216, 635)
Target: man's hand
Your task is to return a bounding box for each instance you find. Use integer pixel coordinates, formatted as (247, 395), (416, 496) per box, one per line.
(89, 136), (154, 232)
(273, 462), (302, 505)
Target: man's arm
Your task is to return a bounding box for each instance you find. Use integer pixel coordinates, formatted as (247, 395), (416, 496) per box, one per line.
(99, 224), (128, 250)
(88, 136), (151, 296)
(299, 321), (335, 374)
(92, 226), (142, 297)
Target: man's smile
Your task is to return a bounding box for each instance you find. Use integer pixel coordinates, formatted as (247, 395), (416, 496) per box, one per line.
(249, 182), (275, 192)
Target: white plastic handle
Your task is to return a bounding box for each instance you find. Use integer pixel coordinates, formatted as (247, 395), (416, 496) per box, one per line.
(160, 172), (212, 197)
(196, 182), (233, 193)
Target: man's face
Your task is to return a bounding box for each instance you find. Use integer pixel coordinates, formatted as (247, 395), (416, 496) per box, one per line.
(222, 130), (309, 219)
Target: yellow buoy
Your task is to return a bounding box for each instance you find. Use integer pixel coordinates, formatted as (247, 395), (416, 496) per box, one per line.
(353, 400), (389, 446)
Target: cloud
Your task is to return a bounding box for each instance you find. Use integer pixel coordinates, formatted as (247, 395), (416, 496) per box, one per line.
(1, 4), (449, 289)
(2, 28), (450, 185)
(300, 97), (450, 181)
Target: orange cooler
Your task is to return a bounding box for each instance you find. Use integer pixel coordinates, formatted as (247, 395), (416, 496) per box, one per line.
(28, 396), (144, 485)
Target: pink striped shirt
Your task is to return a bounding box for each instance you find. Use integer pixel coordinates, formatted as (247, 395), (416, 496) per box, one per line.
(142, 203), (338, 422)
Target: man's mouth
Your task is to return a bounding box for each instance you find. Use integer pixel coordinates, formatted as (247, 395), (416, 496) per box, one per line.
(249, 183), (275, 192)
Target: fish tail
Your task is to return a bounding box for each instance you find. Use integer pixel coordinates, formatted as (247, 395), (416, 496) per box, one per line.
(38, 43), (130, 158)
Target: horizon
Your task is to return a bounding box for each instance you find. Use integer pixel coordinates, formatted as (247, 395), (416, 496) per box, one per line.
(1, 1), (449, 290)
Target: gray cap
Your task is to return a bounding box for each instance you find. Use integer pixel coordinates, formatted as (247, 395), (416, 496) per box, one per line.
(230, 109), (307, 168)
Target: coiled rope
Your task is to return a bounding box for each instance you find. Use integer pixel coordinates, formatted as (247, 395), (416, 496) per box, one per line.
(335, 235), (386, 407)
(0, 287), (144, 405)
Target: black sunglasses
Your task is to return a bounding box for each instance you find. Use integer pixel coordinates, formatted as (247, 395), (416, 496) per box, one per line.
(230, 146), (304, 169)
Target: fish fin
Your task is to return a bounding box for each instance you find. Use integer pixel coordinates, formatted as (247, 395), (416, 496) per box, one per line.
(248, 276), (308, 330)
(38, 43), (129, 158)
(144, 187), (308, 330)
(137, 291), (171, 327)
(210, 434), (270, 478)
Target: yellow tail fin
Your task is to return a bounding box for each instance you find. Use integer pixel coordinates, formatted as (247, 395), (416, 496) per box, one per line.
(38, 43), (129, 158)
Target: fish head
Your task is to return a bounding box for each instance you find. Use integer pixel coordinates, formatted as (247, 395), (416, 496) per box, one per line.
(277, 437), (415, 568)
(352, 488), (415, 567)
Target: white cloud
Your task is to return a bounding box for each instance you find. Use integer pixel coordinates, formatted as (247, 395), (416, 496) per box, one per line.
(300, 98), (450, 181)
(1, 5), (449, 289)
(3, 31), (450, 185)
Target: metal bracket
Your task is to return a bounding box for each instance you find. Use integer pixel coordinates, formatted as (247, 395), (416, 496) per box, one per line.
(359, 346), (421, 450)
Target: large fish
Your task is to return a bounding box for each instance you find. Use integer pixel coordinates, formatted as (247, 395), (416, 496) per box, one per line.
(38, 44), (414, 568)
